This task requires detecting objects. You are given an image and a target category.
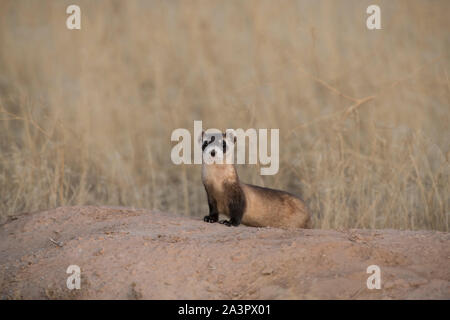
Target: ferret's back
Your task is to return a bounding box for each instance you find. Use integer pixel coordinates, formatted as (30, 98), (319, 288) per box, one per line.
(240, 183), (311, 228)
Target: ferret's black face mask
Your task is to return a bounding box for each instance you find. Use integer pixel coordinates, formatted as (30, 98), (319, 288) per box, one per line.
(202, 135), (219, 152)
(201, 132), (235, 164)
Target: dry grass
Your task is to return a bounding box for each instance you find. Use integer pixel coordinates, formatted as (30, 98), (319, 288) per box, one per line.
(0, 0), (448, 230)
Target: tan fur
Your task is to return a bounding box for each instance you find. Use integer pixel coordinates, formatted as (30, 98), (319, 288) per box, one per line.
(202, 163), (237, 215)
(240, 183), (311, 229)
(202, 163), (311, 229)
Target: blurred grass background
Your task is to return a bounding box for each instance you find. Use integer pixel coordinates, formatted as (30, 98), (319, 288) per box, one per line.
(0, 0), (448, 230)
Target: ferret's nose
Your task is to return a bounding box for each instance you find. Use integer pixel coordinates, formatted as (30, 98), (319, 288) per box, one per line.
(210, 150), (216, 157)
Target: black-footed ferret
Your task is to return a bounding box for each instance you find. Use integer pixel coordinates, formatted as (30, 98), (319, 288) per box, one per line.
(200, 130), (311, 229)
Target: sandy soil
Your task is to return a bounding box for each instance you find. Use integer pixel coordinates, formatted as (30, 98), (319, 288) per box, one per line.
(0, 206), (449, 299)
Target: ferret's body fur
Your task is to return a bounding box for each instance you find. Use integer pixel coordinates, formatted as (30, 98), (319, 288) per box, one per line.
(201, 131), (311, 229)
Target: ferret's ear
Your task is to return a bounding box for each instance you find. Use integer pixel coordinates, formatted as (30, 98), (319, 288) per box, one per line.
(198, 131), (204, 144)
(224, 129), (237, 144)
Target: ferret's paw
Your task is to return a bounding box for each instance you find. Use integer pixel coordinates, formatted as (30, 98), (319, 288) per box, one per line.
(219, 219), (236, 227)
(204, 215), (218, 223)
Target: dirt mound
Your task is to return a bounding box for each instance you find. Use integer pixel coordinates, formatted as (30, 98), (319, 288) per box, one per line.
(0, 206), (449, 299)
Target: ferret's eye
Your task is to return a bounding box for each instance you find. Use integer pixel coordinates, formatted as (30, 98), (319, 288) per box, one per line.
(222, 141), (227, 153)
(202, 141), (208, 151)
(210, 136), (215, 142)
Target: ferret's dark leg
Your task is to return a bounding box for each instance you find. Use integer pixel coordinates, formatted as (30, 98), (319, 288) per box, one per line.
(219, 184), (246, 227)
(203, 189), (219, 223)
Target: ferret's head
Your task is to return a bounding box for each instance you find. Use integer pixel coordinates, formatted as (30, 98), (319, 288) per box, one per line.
(199, 130), (236, 165)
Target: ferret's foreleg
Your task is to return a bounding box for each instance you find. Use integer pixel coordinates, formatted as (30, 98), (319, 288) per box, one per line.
(219, 185), (246, 227)
(203, 188), (219, 223)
